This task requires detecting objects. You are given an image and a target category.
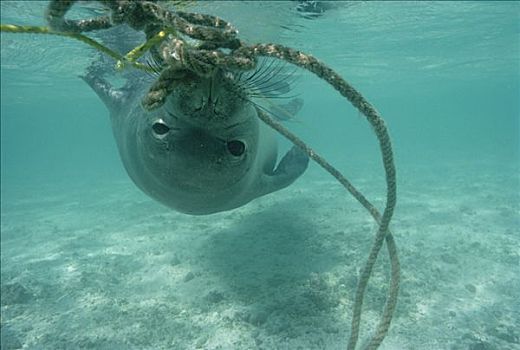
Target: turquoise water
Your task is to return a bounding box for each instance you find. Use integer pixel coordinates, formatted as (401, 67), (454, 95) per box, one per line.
(1, 1), (519, 349)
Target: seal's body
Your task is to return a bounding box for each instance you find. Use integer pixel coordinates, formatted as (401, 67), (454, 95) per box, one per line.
(82, 68), (308, 215)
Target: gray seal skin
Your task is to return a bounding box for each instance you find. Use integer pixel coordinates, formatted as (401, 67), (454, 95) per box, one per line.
(82, 68), (309, 215)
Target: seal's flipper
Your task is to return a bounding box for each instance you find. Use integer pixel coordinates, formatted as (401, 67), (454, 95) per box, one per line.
(278, 98), (304, 116)
(261, 145), (309, 195)
(272, 98), (304, 121)
(80, 71), (126, 112)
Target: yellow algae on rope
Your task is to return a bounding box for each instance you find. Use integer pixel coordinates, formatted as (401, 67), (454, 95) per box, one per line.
(0, 24), (155, 73)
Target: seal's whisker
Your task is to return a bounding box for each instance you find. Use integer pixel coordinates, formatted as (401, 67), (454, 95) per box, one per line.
(251, 85), (291, 97)
(248, 73), (292, 91)
(245, 64), (299, 99)
(145, 55), (164, 77)
(238, 61), (284, 95)
(249, 94), (301, 100)
(244, 59), (286, 88)
(234, 60), (300, 103)
(242, 58), (277, 85)
(250, 98), (299, 123)
(248, 74), (295, 96)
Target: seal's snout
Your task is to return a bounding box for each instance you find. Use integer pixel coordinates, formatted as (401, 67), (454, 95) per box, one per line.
(207, 74), (217, 104)
(166, 68), (245, 125)
(201, 74), (225, 113)
(189, 81), (236, 124)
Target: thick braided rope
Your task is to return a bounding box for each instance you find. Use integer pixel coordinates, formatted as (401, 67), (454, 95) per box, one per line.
(141, 66), (190, 110)
(46, 0), (112, 32)
(367, 233), (400, 350)
(101, 0), (238, 42)
(256, 108), (399, 350)
(47, 0), (237, 43)
(45, 0), (244, 111)
(175, 11), (234, 30)
(250, 44), (398, 350)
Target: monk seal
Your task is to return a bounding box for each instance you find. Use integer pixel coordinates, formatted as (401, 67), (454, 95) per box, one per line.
(81, 66), (309, 215)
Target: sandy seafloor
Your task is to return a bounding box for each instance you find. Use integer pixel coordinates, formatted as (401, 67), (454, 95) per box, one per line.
(1, 156), (518, 350)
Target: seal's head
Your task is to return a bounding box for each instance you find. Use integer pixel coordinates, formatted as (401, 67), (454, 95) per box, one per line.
(83, 60), (307, 215)
(136, 69), (261, 196)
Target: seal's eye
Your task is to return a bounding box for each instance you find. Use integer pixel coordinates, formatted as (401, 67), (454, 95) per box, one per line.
(152, 122), (170, 136)
(227, 140), (246, 157)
